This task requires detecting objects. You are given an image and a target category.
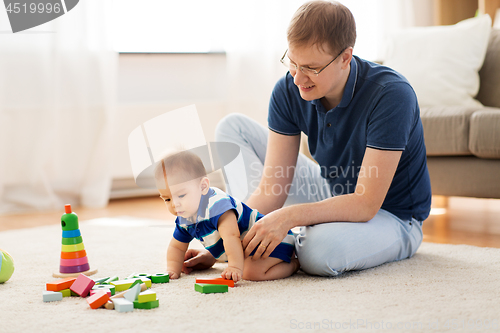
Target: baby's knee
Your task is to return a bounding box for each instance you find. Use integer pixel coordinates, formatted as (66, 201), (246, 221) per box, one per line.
(242, 259), (266, 281)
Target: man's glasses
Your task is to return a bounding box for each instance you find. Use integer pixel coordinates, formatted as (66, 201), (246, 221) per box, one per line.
(280, 47), (347, 76)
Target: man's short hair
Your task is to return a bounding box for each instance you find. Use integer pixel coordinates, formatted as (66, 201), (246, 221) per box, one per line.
(154, 150), (207, 187)
(287, 0), (356, 55)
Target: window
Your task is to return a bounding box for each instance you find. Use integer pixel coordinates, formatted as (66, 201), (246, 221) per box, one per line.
(112, 0), (227, 53)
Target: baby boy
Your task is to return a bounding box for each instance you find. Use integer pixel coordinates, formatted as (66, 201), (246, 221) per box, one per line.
(155, 150), (299, 282)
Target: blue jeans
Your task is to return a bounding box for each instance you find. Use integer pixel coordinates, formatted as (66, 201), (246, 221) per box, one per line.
(215, 113), (423, 277)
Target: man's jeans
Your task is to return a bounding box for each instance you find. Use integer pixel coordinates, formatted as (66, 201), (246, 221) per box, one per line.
(215, 113), (423, 276)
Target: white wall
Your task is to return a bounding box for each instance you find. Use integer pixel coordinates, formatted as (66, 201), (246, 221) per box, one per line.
(111, 53), (243, 196)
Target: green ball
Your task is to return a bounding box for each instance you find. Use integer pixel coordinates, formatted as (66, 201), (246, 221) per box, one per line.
(0, 248), (14, 283)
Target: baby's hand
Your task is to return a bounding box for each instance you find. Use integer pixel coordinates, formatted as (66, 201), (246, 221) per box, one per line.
(167, 271), (180, 279)
(221, 266), (242, 282)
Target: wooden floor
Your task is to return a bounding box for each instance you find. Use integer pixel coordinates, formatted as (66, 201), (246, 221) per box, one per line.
(1, 195), (499, 249)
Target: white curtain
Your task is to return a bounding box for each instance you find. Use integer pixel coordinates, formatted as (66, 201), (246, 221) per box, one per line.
(223, 0), (422, 124)
(0, 0), (117, 214)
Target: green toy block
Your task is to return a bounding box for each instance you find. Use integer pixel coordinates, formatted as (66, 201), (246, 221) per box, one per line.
(93, 276), (110, 285)
(126, 273), (137, 280)
(134, 273), (152, 279)
(111, 278), (151, 292)
(60, 289), (71, 297)
(151, 273), (169, 283)
(129, 279), (142, 289)
(92, 284), (116, 296)
(61, 236), (83, 245)
(194, 283), (228, 294)
(133, 298), (159, 309)
(137, 290), (156, 303)
(70, 290), (79, 297)
(103, 276), (119, 284)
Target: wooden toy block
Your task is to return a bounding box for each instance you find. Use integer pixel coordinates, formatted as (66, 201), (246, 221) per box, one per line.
(110, 284), (147, 300)
(134, 273), (152, 279)
(62, 229), (81, 238)
(151, 273), (169, 283)
(133, 298), (159, 310)
(111, 278), (151, 292)
(92, 284), (115, 295)
(194, 283), (228, 294)
(90, 289), (111, 297)
(141, 278), (152, 288)
(93, 276), (110, 285)
(110, 289), (128, 299)
(195, 277), (234, 288)
(59, 256), (89, 267)
(61, 243), (85, 252)
(60, 249), (87, 260)
(87, 290), (110, 309)
(46, 277), (77, 292)
(59, 263), (90, 274)
(129, 279), (142, 289)
(43, 291), (63, 302)
(126, 273), (137, 279)
(112, 298), (134, 313)
(70, 273), (95, 297)
(60, 289), (71, 297)
(61, 236), (83, 245)
(71, 290), (79, 296)
(103, 275), (119, 284)
(124, 283), (141, 302)
(137, 290), (156, 303)
(104, 301), (114, 310)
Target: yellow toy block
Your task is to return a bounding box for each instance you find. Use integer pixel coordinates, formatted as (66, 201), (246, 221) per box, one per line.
(60, 288), (71, 297)
(110, 278), (151, 292)
(137, 290), (156, 303)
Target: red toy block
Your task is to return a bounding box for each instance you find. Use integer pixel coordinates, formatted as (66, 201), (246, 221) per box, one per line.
(87, 290), (110, 309)
(195, 277), (235, 287)
(70, 273), (95, 297)
(46, 277), (77, 292)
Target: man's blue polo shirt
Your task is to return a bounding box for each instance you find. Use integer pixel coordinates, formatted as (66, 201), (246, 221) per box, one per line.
(268, 55), (431, 221)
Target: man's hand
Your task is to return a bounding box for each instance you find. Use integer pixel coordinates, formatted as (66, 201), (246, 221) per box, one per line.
(242, 209), (292, 260)
(221, 266), (242, 282)
(181, 249), (216, 274)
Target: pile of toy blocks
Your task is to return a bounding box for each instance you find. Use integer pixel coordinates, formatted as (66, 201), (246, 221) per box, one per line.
(43, 272), (169, 312)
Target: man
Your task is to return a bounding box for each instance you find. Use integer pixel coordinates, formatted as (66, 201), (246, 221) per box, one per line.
(183, 0), (431, 277)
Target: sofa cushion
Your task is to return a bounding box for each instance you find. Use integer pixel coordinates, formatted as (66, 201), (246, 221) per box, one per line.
(384, 15), (491, 107)
(420, 106), (480, 155)
(469, 108), (500, 158)
(476, 29), (500, 108)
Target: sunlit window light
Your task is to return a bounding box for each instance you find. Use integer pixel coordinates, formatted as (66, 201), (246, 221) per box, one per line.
(430, 208), (447, 215)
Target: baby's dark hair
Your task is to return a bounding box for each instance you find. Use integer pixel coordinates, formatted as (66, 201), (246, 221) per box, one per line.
(154, 150), (207, 187)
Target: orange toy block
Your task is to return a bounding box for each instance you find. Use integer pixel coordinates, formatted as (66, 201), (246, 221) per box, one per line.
(46, 277), (77, 292)
(195, 277), (235, 288)
(87, 290), (110, 309)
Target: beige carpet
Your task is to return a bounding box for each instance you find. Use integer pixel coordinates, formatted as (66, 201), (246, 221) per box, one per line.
(0, 217), (499, 333)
